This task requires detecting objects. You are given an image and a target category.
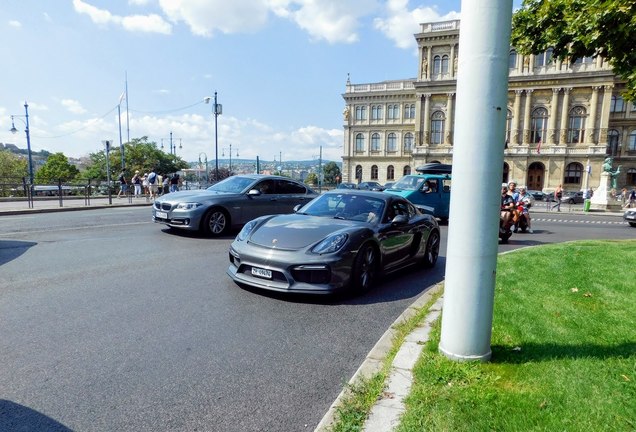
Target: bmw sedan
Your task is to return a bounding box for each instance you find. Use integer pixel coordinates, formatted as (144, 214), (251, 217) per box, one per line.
(152, 175), (318, 236)
(227, 190), (440, 295)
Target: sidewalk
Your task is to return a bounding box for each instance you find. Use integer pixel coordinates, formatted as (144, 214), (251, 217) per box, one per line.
(0, 195), (153, 215)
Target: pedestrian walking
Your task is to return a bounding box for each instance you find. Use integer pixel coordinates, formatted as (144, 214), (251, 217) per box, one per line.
(142, 173), (149, 197)
(552, 184), (563, 211)
(131, 170), (142, 197)
(170, 173), (180, 193)
(147, 169), (158, 200)
(117, 169), (128, 198)
(627, 188), (636, 208)
(163, 175), (170, 195)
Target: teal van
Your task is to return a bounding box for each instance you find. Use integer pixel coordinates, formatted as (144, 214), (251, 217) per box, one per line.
(384, 163), (452, 221)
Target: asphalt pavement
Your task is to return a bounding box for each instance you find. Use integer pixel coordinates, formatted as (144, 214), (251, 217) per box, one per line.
(0, 196), (629, 431)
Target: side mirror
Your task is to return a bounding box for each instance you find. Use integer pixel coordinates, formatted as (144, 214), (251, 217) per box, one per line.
(391, 214), (409, 225)
(247, 189), (261, 196)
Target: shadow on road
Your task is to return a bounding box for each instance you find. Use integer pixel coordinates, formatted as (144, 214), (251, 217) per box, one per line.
(0, 400), (72, 432)
(0, 240), (37, 266)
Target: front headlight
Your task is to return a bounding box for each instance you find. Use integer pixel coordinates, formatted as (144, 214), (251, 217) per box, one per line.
(175, 202), (203, 210)
(237, 219), (258, 241)
(311, 233), (348, 254)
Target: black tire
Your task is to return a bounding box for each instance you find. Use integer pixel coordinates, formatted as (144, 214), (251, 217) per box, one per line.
(422, 230), (440, 268)
(629, 222), (636, 227)
(351, 243), (378, 293)
(202, 208), (230, 236)
(569, 199), (574, 204)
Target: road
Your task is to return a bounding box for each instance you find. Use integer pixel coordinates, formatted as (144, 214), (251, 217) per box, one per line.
(0, 207), (633, 431)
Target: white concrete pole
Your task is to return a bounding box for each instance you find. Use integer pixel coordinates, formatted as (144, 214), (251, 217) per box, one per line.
(439, 0), (513, 362)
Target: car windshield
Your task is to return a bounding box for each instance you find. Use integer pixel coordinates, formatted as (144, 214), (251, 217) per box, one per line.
(207, 176), (257, 193)
(300, 193), (385, 223)
(392, 175), (426, 191)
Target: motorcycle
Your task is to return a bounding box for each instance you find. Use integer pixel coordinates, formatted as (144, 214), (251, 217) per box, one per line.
(499, 210), (514, 243)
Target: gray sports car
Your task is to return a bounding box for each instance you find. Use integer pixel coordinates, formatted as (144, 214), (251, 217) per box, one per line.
(152, 175), (318, 236)
(227, 190), (440, 295)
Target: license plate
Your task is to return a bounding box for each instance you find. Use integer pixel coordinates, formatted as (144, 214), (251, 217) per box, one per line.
(251, 267), (272, 279)
(626, 214), (636, 220)
(156, 211), (168, 219)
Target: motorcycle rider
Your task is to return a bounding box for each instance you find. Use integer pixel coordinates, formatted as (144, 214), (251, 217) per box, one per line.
(506, 181), (521, 232)
(501, 185), (516, 233)
(516, 186), (534, 233)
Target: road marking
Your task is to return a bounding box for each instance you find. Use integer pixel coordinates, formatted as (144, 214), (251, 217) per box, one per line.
(533, 218), (627, 225)
(0, 221), (151, 237)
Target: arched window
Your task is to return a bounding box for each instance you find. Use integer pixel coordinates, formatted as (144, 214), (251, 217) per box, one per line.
(629, 130), (636, 151)
(388, 104), (400, 119)
(564, 162), (584, 185)
(441, 55), (449, 74)
(355, 165), (362, 181)
(431, 111), (445, 144)
(503, 162), (510, 184)
(433, 55), (441, 75)
(371, 133), (381, 152)
(371, 105), (383, 120)
(567, 106), (586, 143)
(607, 129), (620, 156)
(610, 95), (625, 113)
(371, 165), (378, 180)
(531, 107), (548, 143)
(509, 50), (517, 69)
(355, 106), (367, 120)
(534, 48), (554, 67)
(403, 166), (411, 176)
(387, 133), (397, 152)
(404, 133), (414, 151)
(355, 133), (365, 152)
(404, 104), (416, 119)
(387, 165), (395, 180)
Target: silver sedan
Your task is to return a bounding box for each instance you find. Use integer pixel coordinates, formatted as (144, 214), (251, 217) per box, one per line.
(152, 175), (318, 236)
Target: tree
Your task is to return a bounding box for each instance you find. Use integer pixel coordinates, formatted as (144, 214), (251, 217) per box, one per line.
(322, 161), (341, 185)
(304, 172), (318, 185)
(82, 136), (189, 180)
(35, 152), (80, 183)
(0, 149), (28, 179)
(511, 0), (636, 100)
(209, 167), (230, 182)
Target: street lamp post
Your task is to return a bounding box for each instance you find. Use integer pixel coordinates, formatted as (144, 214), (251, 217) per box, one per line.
(160, 131), (182, 155)
(222, 144), (239, 175)
(205, 92), (222, 181)
(9, 101), (34, 186)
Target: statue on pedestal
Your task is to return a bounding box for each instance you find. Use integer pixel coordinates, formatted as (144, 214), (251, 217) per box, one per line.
(603, 157), (621, 189)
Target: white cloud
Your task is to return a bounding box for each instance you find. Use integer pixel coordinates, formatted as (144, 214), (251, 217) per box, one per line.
(374, 0), (460, 49)
(122, 14), (172, 34)
(8, 20), (22, 28)
(73, 0), (172, 34)
(129, 0), (152, 5)
(61, 99), (88, 115)
(271, 0), (379, 44)
(159, 0), (270, 36)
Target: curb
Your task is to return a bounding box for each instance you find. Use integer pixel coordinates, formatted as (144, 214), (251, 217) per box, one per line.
(314, 282), (445, 432)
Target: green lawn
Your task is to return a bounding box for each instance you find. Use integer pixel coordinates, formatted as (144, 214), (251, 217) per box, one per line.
(330, 240), (636, 432)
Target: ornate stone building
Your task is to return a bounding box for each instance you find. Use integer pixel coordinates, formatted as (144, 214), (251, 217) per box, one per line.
(342, 19), (636, 193)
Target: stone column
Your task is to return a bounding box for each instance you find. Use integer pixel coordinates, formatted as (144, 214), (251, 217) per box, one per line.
(587, 86), (600, 143)
(559, 88), (571, 143)
(422, 93), (431, 145)
(598, 85), (613, 145)
(445, 93), (454, 145)
(512, 90), (522, 145)
(548, 88), (560, 144)
(522, 89), (533, 144)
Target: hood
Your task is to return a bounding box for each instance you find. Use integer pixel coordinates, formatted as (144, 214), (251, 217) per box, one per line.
(158, 189), (235, 202)
(248, 214), (354, 250)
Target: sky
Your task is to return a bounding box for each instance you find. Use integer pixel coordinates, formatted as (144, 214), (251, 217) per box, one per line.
(0, 0), (518, 164)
